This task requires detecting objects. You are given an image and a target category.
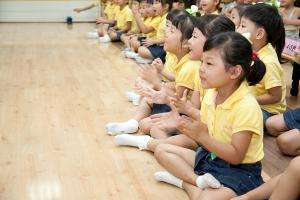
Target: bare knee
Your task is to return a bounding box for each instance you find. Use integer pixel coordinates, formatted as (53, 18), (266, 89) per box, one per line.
(139, 118), (152, 135)
(266, 117), (278, 136)
(154, 144), (172, 162)
(138, 46), (153, 58)
(287, 156), (300, 175)
(277, 134), (294, 155)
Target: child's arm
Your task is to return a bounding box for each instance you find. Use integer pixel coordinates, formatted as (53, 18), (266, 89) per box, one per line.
(133, 12), (155, 34)
(74, 3), (96, 13)
(283, 8), (300, 26)
(256, 86), (282, 105)
(142, 38), (165, 46)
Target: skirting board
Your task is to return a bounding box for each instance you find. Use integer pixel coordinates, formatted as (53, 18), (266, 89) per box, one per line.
(0, 1), (100, 22)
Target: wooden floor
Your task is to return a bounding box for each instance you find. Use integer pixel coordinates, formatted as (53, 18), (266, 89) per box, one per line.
(0, 23), (298, 199)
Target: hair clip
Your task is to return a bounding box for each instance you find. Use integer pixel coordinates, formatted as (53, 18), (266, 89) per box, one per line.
(186, 5), (198, 16)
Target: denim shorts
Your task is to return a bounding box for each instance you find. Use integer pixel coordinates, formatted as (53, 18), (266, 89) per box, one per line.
(115, 31), (125, 41)
(283, 108), (300, 131)
(151, 103), (171, 115)
(194, 147), (264, 196)
(147, 45), (166, 63)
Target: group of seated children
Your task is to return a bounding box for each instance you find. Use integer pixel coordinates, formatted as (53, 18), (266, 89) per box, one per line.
(74, 0), (300, 199)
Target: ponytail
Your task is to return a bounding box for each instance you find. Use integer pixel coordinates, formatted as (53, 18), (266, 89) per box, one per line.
(246, 58), (266, 86)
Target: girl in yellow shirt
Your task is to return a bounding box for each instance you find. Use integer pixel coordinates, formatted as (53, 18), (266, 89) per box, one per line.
(112, 15), (235, 154)
(237, 4), (286, 126)
(154, 32), (266, 199)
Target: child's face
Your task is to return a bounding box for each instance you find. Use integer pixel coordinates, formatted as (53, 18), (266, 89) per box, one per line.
(230, 8), (241, 28)
(132, 0), (139, 8)
(200, 48), (235, 89)
(172, 1), (185, 9)
(188, 28), (206, 60)
(153, 2), (164, 15)
(164, 20), (172, 34)
(164, 24), (184, 53)
(237, 16), (263, 44)
(117, 0), (127, 7)
(140, 8), (148, 17)
(280, 0), (294, 8)
(201, 0), (219, 13)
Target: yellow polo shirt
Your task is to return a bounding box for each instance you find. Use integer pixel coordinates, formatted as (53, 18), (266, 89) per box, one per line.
(146, 16), (162, 39)
(250, 43), (287, 114)
(115, 5), (134, 30)
(193, 68), (206, 102)
(200, 82), (264, 164)
(175, 54), (201, 90)
(156, 13), (167, 39)
(104, 3), (119, 20)
(162, 52), (177, 82)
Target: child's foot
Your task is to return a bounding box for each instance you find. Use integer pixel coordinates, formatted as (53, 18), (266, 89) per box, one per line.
(124, 51), (138, 59)
(87, 32), (99, 39)
(154, 171), (183, 188)
(99, 34), (111, 43)
(135, 56), (153, 64)
(126, 92), (141, 106)
(114, 134), (152, 150)
(105, 119), (139, 135)
(196, 173), (221, 189)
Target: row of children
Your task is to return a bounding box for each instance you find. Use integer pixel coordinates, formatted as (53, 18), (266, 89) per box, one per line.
(75, 0), (300, 199)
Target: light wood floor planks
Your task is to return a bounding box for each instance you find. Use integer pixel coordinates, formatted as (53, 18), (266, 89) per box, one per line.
(0, 23), (299, 200)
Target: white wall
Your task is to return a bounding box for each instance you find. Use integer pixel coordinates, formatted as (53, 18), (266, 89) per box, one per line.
(0, 0), (100, 22)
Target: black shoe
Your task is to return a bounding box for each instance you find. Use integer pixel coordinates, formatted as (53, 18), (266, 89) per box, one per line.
(290, 87), (299, 96)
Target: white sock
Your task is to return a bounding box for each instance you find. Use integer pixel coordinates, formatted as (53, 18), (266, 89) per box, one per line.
(106, 119), (139, 135)
(126, 92), (141, 105)
(114, 134), (152, 150)
(154, 171), (183, 188)
(196, 173), (221, 189)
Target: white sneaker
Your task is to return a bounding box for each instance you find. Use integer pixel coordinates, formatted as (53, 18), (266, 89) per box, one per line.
(87, 32), (99, 39)
(126, 92), (141, 106)
(135, 56), (153, 64)
(99, 34), (111, 43)
(125, 51), (138, 59)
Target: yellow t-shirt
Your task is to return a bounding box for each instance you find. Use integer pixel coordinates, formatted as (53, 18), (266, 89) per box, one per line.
(200, 82), (264, 164)
(156, 13), (167, 39)
(146, 16), (162, 39)
(175, 54), (201, 90)
(193, 67), (206, 102)
(115, 5), (134, 30)
(130, 18), (139, 33)
(104, 2), (114, 20)
(162, 52), (178, 82)
(250, 43), (287, 114)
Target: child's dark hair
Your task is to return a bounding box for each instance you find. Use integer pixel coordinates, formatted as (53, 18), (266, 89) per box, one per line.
(242, 3), (285, 59)
(194, 15), (235, 38)
(146, 0), (154, 4)
(157, 0), (173, 11)
(232, 4), (250, 18)
(172, 14), (195, 41)
(203, 32), (266, 86)
(166, 9), (188, 21)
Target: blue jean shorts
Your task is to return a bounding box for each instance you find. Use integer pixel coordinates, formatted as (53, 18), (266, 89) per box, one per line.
(151, 103), (171, 115)
(115, 31), (125, 41)
(194, 147), (264, 196)
(283, 108), (300, 131)
(147, 45), (166, 63)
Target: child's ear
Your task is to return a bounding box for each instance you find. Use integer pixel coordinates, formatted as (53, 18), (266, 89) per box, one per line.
(214, 0), (220, 6)
(255, 27), (266, 40)
(229, 65), (242, 79)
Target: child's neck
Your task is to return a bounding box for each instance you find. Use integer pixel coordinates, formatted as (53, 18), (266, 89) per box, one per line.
(174, 50), (188, 61)
(283, 4), (294, 11)
(216, 82), (240, 105)
(252, 38), (268, 53)
(120, 4), (126, 9)
(205, 7), (217, 14)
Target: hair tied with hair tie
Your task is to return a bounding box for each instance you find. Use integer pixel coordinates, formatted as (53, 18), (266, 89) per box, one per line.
(252, 51), (258, 61)
(186, 5), (198, 16)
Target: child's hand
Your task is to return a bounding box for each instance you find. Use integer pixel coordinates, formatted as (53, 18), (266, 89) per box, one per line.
(150, 102), (180, 129)
(73, 8), (82, 13)
(152, 58), (164, 73)
(139, 64), (159, 84)
(177, 116), (208, 142)
(142, 38), (155, 47)
(170, 89), (189, 114)
(132, 4), (139, 15)
(294, 48), (300, 64)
